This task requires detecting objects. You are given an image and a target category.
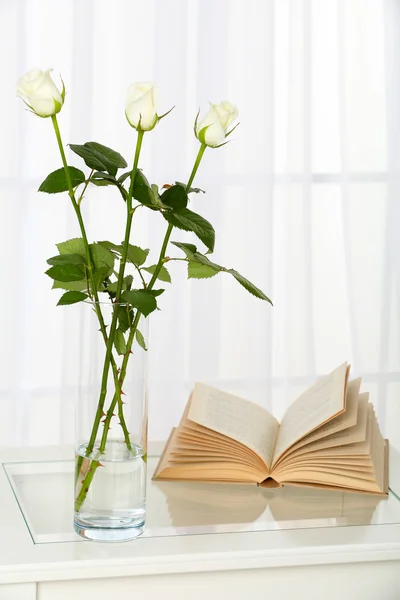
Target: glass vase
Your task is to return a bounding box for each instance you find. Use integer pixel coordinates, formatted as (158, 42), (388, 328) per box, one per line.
(74, 301), (148, 542)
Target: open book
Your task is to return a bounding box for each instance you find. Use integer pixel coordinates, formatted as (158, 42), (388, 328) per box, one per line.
(153, 364), (389, 495)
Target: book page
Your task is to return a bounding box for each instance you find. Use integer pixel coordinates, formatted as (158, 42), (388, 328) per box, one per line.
(272, 363), (349, 466)
(187, 383), (279, 468)
(284, 396), (369, 459)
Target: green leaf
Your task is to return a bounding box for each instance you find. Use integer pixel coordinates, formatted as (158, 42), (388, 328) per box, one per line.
(90, 171), (118, 187)
(107, 275), (134, 294)
(38, 167), (85, 194)
(116, 305), (134, 332)
(57, 238), (86, 256)
(46, 263), (85, 282)
(97, 241), (148, 267)
(47, 253), (85, 266)
(118, 171), (131, 184)
(56, 239), (114, 275)
(135, 329), (147, 351)
(57, 291), (88, 306)
(172, 241), (223, 270)
(160, 184), (188, 210)
(114, 329), (127, 355)
(176, 181), (205, 194)
(52, 280), (87, 292)
(126, 245), (149, 267)
(188, 261), (219, 279)
(90, 178), (112, 187)
(69, 142), (127, 176)
(123, 274), (133, 290)
(92, 171), (117, 182)
(228, 270), (273, 304)
(92, 265), (109, 292)
(143, 264), (171, 283)
(172, 241), (272, 304)
(97, 240), (122, 254)
(132, 170), (156, 208)
(121, 290), (157, 317)
(146, 289), (164, 297)
(171, 241), (198, 258)
(90, 243), (115, 275)
(163, 208), (215, 252)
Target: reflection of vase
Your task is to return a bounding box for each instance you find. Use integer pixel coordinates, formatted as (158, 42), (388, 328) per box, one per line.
(73, 302), (148, 542)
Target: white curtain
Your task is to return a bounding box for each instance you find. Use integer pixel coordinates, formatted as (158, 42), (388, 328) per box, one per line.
(1, 0), (399, 449)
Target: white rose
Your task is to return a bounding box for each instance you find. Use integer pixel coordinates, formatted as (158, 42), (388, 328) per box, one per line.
(196, 101), (239, 147)
(16, 68), (64, 118)
(125, 82), (159, 131)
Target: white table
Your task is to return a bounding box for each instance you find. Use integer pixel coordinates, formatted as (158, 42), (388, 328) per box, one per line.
(1, 443), (400, 600)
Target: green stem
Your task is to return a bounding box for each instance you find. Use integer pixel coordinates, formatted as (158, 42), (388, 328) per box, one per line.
(75, 131), (144, 512)
(117, 144), (208, 408)
(50, 116), (127, 476)
(76, 140), (204, 513)
(148, 143), (206, 288)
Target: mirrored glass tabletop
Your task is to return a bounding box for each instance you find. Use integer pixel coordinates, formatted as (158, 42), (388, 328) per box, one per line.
(4, 455), (400, 544)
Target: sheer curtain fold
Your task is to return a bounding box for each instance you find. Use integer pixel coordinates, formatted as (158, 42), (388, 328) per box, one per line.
(0, 0), (398, 448)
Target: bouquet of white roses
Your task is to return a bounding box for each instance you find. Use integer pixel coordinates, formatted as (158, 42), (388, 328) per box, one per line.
(17, 68), (272, 519)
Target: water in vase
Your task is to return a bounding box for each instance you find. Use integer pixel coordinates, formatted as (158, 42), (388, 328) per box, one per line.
(74, 439), (147, 542)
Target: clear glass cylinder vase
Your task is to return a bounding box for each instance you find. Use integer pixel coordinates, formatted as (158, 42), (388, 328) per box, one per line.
(74, 301), (148, 542)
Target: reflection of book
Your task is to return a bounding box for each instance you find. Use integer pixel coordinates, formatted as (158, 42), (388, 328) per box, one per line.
(155, 480), (382, 528)
(153, 363), (389, 495)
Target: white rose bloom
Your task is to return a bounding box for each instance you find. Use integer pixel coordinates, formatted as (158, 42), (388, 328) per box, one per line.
(196, 101), (239, 147)
(125, 82), (159, 131)
(16, 68), (64, 118)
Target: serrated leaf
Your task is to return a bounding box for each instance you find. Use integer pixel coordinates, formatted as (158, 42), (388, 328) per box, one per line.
(172, 242), (223, 270)
(121, 290), (157, 317)
(132, 170), (156, 207)
(97, 240), (122, 254)
(175, 181), (205, 194)
(188, 261), (219, 279)
(161, 184), (188, 210)
(52, 280), (87, 292)
(92, 265), (109, 292)
(171, 241), (198, 258)
(56, 239), (114, 275)
(47, 253), (85, 266)
(69, 142), (127, 176)
(116, 305), (134, 333)
(118, 171), (131, 184)
(228, 269), (273, 304)
(114, 329), (127, 355)
(126, 245), (149, 267)
(136, 329), (147, 351)
(90, 243), (115, 275)
(90, 179), (112, 187)
(46, 263), (85, 282)
(90, 171), (117, 187)
(57, 238), (86, 256)
(57, 291), (88, 306)
(124, 274), (133, 290)
(92, 171), (117, 182)
(163, 208), (215, 252)
(143, 264), (171, 283)
(172, 242), (272, 303)
(38, 167), (85, 194)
